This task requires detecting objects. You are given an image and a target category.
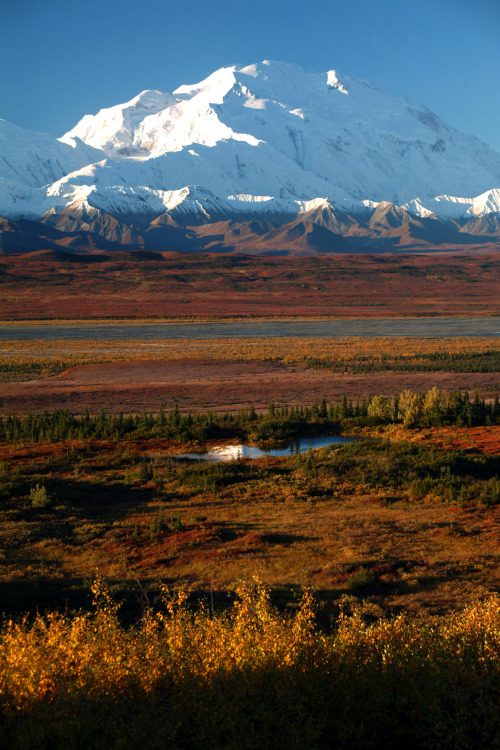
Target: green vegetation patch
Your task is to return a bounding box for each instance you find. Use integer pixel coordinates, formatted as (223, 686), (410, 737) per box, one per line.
(305, 349), (500, 374)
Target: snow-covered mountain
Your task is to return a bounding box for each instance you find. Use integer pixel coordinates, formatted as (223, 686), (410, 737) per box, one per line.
(1, 60), (500, 254)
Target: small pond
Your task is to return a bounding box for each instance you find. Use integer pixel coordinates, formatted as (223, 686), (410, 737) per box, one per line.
(181, 434), (359, 462)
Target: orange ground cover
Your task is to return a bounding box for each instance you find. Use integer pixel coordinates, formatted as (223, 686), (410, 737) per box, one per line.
(390, 425), (500, 455)
(2, 251), (500, 319)
(1, 357), (499, 415)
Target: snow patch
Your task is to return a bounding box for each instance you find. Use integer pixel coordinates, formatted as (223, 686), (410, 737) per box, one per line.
(228, 194), (274, 203)
(326, 70), (348, 94)
(243, 97), (268, 110)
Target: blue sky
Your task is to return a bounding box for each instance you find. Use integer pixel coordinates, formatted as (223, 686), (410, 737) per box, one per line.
(2, 0), (499, 151)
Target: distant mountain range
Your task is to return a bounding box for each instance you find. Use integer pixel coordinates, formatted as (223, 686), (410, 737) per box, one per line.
(1, 60), (500, 254)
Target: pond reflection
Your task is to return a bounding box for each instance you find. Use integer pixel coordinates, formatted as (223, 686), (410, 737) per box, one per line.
(181, 434), (359, 462)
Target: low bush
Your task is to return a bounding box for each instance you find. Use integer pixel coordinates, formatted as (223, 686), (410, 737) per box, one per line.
(29, 484), (51, 508)
(2, 581), (500, 749)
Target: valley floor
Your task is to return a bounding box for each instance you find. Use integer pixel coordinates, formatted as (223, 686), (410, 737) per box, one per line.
(0, 331), (499, 620)
(1, 322), (500, 746)
(2, 250), (500, 319)
(2, 356), (500, 416)
(1, 335), (499, 416)
(1, 422), (500, 621)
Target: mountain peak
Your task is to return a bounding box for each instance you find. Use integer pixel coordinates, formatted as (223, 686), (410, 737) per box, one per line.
(129, 89), (175, 109)
(173, 66), (237, 102)
(2, 60), (500, 243)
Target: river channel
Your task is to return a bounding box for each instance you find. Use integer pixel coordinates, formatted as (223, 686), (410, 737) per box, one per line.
(2, 317), (500, 341)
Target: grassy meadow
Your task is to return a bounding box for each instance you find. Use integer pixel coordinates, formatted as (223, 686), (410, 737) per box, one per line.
(2, 334), (500, 374)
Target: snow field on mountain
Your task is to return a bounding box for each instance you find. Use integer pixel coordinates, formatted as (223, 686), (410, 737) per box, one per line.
(1, 60), (500, 225)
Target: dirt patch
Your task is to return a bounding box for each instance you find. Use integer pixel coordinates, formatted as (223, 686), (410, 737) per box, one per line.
(53, 359), (286, 385)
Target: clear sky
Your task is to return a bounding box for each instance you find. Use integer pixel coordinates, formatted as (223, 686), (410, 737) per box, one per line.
(2, 0), (499, 152)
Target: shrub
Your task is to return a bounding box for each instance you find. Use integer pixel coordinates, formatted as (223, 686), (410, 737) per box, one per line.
(3, 583), (500, 749)
(347, 566), (378, 591)
(29, 484), (51, 508)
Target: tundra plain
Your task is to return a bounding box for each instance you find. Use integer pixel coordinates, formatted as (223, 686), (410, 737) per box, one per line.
(2, 251), (500, 748)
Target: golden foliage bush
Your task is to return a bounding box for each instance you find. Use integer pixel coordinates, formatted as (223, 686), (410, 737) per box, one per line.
(2, 578), (500, 749)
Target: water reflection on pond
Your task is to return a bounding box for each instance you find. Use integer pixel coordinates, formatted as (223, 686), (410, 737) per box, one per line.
(181, 434), (359, 462)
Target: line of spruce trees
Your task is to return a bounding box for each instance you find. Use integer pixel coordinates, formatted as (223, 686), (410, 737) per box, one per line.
(0, 388), (499, 444)
(305, 350), (500, 374)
